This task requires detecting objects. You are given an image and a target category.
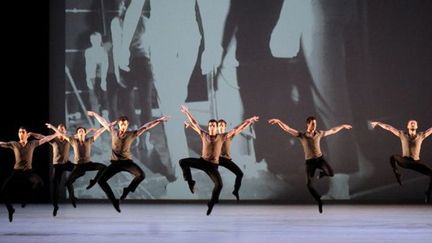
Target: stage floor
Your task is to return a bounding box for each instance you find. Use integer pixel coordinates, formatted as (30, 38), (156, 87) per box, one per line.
(1, 203), (431, 242)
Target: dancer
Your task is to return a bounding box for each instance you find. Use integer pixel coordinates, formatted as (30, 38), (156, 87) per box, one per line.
(269, 116), (352, 213)
(88, 111), (168, 212)
(370, 120), (432, 202)
(32, 124), (74, 216)
(186, 117), (259, 201)
(0, 127), (57, 222)
(180, 105), (242, 215)
(217, 117), (259, 201)
(46, 123), (107, 208)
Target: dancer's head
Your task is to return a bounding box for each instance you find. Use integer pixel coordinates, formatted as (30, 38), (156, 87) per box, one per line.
(117, 116), (129, 132)
(18, 126), (28, 142)
(208, 119), (218, 135)
(306, 116), (317, 132)
(217, 119), (227, 133)
(75, 127), (87, 141)
(57, 123), (67, 134)
(407, 120), (418, 131)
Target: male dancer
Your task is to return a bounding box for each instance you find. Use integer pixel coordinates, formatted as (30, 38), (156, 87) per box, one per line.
(33, 124), (74, 216)
(269, 116), (352, 213)
(185, 117), (259, 202)
(370, 120), (432, 202)
(180, 105), (251, 215)
(88, 111), (168, 212)
(46, 124), (107, 208)
(0, 127), (57, 222)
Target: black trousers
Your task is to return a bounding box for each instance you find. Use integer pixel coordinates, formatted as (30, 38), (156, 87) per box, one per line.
(305, 156), (334, 202)
(66, 162), (106, 199)
(218, 157), (243, 193)
(179, 157), (223, 204)
(1, 170), (44, 211)
(390, 155), (432, 193)
(98, 160), (145, 203)
(52, 161), (75, 208)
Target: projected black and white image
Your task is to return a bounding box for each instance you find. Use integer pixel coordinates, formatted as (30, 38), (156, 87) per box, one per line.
(60, 0), (432, 201)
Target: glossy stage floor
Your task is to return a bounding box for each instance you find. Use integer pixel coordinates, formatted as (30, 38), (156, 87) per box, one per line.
(1, 203), (431, 242)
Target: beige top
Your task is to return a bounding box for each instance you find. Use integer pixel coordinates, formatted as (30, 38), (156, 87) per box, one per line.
(399, 131), (425, 161)
(200, 132), (227, 164)
(297, 131), (324, 160)
(220, 134), (233, 160)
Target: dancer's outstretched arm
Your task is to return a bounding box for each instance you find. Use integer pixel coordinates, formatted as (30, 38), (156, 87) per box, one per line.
(227, 116), (259, 139)
(87, 111), (114, 132)
(323, 124), (352, 137)
(137, 116), (169, 136)
(423, 126), (432, 139)
(181, 105), (205, 134)
(91, 126), (108, 141)
(268, 118), (299, 137)
(46, 123), (71, 142)
(370, 121), (400, 137)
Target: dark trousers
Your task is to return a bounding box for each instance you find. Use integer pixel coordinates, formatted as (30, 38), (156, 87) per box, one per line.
(390, 155), (432, 193)
(179, 157), (223, 204)
(305, 156), (334, 202)
(52, 161), (75, 208)
(66, 162), (106, 199)
(219, 157), (243, 193)
(98, 160), (145, 203)
(1, 170), (44, 211)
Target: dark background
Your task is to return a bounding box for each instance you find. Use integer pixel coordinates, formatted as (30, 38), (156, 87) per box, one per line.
(0, 0), (431, 203)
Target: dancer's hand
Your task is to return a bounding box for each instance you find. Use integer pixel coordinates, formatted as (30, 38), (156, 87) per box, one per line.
(87, 111), (96, 117)
(247, 116), (259, 124)
(343, 124), (352, 130)
(45, 123), (54, 129)
(180, 105), (189, 114)
(369, 121), (379, 129)
(268, 119), (280, 125)
(157, 116), (169, 122)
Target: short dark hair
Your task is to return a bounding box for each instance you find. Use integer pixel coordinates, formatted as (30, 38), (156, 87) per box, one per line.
(118, 116), (129, 122)
(18, 126), (28, 132)
(306, 116), (316, 124)
(217, 119), (227, 125)
(208, 119), (218, 124)
(76, 127), (87, 133)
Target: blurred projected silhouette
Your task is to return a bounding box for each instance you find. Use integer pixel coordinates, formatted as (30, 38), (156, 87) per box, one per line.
(196, 0), (268, 196)
(84, 32), (109, 117)
(119, 0), (244, 197)
(118, 0), (200, 197)
(270, 0), (373, 199)
(111, 0), (153, 155)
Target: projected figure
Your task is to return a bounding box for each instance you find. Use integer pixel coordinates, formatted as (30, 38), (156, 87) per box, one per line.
(46, 123), (107, 208)
(370, 120), (432, 203)
(84, 32), (109, 117)
(111, 0), (153, 149)
(32, 124), (74, 217)
(270, 0), (372, 199)
(118, 0), (199, 191)
(179, 105), (229, 215)
(269, 117), (352, 213)
(88, 111), (168, 212)
(0, 127), (57, 222)
(199, 0), (267, 187)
